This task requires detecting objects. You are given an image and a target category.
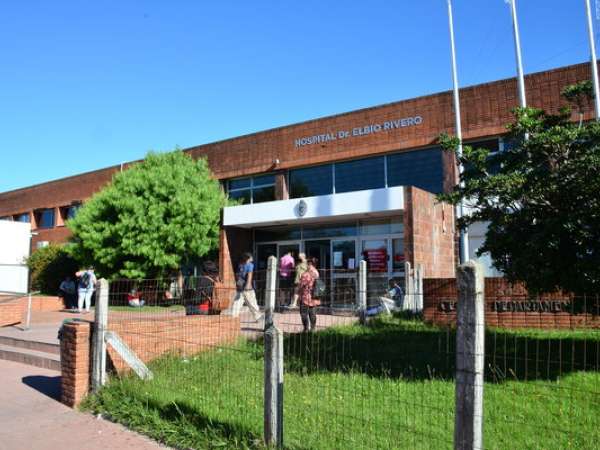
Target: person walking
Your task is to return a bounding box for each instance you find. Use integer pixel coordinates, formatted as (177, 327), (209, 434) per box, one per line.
(230, 252), (263, 322)
(59, 276), (76, 310)
(298, 257), (320, 332)
(279, 249), (295, 307)
(289, 252), (307, 309)
(76, 267), (96, 313)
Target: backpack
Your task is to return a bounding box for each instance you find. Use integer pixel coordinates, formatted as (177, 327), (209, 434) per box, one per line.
(312, 278), (326, 298)
(236, 264), (247, 291)
(81, 272), (91, 288)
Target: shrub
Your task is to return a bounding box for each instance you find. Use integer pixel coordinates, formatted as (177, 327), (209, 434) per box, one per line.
(26, 244), (79, 295)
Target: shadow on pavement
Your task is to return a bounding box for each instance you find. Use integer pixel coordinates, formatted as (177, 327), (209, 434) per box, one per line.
(22, 375), (61, 401)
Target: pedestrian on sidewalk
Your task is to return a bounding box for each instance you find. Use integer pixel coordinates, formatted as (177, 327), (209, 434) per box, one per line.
(59, 275), (77, 310)
(298, 257), (320, 332)
(279, 249), (295, 307)
(229, 252), (263, 322)
(76, 266), (96, 313)
(289, 252), (307, 308)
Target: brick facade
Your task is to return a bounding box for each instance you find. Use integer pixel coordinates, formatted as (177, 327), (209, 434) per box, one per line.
(403, 187), (455, 278)
(422, 277), (600, 329)
(60, 320), (91, 407)
(0, 295), (64, 327)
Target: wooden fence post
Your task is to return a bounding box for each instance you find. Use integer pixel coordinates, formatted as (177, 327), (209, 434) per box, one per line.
(264, 255), (283, 447)
(91, 278), (108, 391)
(454, 261), (485, 450)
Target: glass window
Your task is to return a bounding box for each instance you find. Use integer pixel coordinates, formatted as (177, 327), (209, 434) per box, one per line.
(0, 216), (11, 221)
(36, 209), (55, 229)
(360, 218), (392, 236)
(392, 238), (405, 271)
(303, 223), (357, 239)
(229, 189), (251, 205)
(390, 218), (403, 234)
(332, 239), (356, 270)
(228, 178), (251, 190)
(387, 148), (443, 193)
(13, 213), (30, 223)
(253, 186), (275, 204)
(255, 226), (301, 242)
(361, 239), (388, 272)
(289, 165), (333, 198)
(228, 174), (275, 204)
(335, 156), (385, 193)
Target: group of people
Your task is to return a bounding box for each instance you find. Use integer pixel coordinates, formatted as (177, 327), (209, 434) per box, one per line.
(229, 251), (321, 332)
(58, 266), (97, 313)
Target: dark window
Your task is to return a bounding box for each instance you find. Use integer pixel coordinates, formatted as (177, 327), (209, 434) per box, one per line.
(0, 216), (11, 221)
(302, 223), (357, 239)
(387, 148), (444, 193)
(227, 174), (276, 204)
(36, 209), (55, 229)
(255, 226), (301, 242)
(289, 165), (333, 198)
(13, 213), (30, 223)
(335, 156), (385, 193)
(60, 204), (80, 222)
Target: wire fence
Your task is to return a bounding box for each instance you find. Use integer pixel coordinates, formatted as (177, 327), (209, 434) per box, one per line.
(86, 263), (600, 449)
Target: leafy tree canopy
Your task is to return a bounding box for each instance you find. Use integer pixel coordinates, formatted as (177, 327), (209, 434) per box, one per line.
(27, 244), (78, 294)
(439, 88), (600, 294)
(67, 150), (227, 279)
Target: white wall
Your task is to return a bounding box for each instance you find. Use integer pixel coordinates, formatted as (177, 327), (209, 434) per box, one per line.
(223, 186), (405, 227)
(468, 221), (503, 277)
(0, 221), (31, 294)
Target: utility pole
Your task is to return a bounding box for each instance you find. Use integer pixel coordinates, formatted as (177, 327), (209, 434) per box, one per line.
(447, 0), (469, 264)
(507, 0), (527, 108)
(585, 0), (600, 119)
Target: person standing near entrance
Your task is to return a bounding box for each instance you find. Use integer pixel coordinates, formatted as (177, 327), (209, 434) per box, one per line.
(75, 266), (96, 313)
(298, 257), (320, 332)
(230, 252), (263, 322)
(289, 252), (307, 309)
(279, 249), (295, 307)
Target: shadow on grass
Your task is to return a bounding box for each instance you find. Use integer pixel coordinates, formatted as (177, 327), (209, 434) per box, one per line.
(281, 316), (600, 382)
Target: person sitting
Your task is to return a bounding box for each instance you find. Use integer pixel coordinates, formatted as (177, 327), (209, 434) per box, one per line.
(127, 288), (145, 307)
(377, 279), (404, 314)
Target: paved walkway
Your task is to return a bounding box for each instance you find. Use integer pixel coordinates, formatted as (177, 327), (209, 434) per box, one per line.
(0, 359), (168, 450)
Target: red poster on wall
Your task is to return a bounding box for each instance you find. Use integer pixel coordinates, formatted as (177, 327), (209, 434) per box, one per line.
(364, 248), (387, 272)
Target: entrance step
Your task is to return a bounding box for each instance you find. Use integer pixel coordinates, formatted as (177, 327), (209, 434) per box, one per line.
(0, 336), (60, 355)
(0, 344), (60, 371)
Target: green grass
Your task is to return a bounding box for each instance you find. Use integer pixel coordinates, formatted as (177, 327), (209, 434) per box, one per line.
(83, 317), (600, 449)
(108, 305), (185, 313)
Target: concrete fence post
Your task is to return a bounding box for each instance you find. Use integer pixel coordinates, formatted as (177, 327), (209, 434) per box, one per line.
(264, 255), (283, 447)
(454, 261), (485, 450)
(357, 259), (367, 324)
(404, 261), (413, 311)
(91, 278), (109, 392)
(415, 264), (424, 312)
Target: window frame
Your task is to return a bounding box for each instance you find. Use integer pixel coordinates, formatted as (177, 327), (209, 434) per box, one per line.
(227, 174), (276, 205)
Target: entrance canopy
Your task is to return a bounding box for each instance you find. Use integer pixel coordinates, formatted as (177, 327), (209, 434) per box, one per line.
(223, 186), (404, 228)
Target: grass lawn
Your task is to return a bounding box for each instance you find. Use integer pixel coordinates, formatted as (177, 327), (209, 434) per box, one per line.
(83, 317), (600, 449)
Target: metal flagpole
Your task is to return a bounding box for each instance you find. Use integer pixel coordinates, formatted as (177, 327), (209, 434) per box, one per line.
(447, 0), (469, 264)
(585, 0), (600, 120)
(507, 0), (527, 108)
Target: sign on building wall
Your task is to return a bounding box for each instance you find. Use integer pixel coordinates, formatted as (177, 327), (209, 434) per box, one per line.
(294, 115), (423, 148)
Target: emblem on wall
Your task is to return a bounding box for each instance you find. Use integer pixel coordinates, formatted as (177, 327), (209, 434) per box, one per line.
(297, 200), (307, 217)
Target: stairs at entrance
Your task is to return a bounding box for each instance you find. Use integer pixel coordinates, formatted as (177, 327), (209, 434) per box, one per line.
(0, 335), (60, 371)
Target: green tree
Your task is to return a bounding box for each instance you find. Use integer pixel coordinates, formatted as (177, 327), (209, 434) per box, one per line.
(439, 88), (600, 294)
(27, 244), (79, 294)
(67, 151), (227, 279)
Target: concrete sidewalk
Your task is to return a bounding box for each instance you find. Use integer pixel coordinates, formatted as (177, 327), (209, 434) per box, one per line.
(0, 359), (167, 450)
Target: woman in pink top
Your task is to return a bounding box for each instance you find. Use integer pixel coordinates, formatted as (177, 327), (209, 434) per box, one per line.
(298, 258), (320, 332)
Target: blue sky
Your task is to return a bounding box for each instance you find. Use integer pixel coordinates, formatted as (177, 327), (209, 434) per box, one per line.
(0, 0), (595, 192)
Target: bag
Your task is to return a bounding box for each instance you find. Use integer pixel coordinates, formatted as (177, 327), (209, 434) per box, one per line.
(81, 272), (91, 288)
(235, 264), (247, 291)
(312, 278), (326, 298)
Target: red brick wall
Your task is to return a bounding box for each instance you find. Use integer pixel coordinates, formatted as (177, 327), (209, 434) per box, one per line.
(60, 321), (91, 407)
(219, 226), (252, 286)
(106, 314), (240, 374)
(403, 187), (456, 278)
(0, 295), (63, 327)
(423, 277), (600, 329)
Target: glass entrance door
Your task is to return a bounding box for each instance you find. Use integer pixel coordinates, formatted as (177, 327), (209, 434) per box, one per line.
(362, 238), (389, 306)
(331, 239), (356, 309)
(304, 240), (331, 307)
